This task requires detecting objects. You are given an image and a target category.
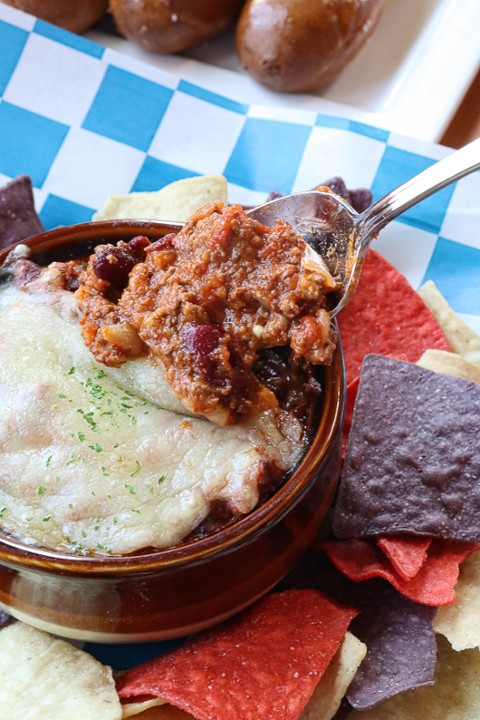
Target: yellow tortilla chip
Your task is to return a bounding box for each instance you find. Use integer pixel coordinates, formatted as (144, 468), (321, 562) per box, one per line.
(93, 175), (228, 223)
(345, 634), (480, 719)
(300, 632), (367, 720)
(417, 349), (480, 384)
(122, 698), (168, 718)
(125, 704), (191, 719)
(418, 281), (480, 365)
(0, 621), (121, 719)
(433, 550), (480, 651)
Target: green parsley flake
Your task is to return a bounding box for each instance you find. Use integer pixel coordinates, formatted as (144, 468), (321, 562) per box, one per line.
(130, 461), (141, 478)
(90, 384), (105, 400)
(83, 412), (97, 430)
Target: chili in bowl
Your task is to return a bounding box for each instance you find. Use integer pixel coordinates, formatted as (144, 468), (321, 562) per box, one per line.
(0, 213), (345, 642)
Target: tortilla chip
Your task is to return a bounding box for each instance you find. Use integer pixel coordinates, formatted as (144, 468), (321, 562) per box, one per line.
(317, 177), (372, 214)
(342, 376), (359, 455)
(93, 175), (228, 223)
(337, 251), (451, 381)
(0, 608), (11, 630)
(417, 348), (480, 383)
(332, 355), (480, 542)
(300, 632), (367, 720)
(125, 705), (192, 719)
(122, 698), (167, 718)
(322, 538), (478, 606)
(344, 634), (480, 719)
(117, 590), (359, 720)
(342, 354), (409, 457)
(279, 557), (440, 710)
(433, 549), (480, 651)
(0, 174), (44, 248)
(345, 583), (437, 710)
(0, 621), (121, 719)
(419, 280), (480, 365)
(377, 536), (432, 581)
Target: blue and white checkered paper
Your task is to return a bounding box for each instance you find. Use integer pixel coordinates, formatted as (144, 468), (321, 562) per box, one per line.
(1, 6), (479, 332)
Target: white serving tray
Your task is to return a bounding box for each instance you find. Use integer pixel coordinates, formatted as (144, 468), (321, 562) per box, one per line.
(88, 0), (480, 143)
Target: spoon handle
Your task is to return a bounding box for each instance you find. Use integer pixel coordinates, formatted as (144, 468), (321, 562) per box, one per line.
(359, 137), (480, 240)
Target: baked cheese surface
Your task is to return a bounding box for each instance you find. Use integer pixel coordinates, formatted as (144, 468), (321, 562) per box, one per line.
(0, 282), (304, 554)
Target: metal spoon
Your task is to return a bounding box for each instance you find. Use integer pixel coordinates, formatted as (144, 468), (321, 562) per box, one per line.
(247, 137), (480, 317)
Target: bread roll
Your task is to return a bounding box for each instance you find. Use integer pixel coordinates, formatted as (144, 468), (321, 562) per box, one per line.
(2, 0), (107, 33)
(236, 0), (386, 93)
(109, 0), (245, 54)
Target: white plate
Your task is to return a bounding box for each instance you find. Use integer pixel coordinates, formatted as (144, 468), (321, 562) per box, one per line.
(87, 0), (480, 143)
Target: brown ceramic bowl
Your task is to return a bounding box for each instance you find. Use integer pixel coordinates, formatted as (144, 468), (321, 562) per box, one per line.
(0, 220), (345, 643)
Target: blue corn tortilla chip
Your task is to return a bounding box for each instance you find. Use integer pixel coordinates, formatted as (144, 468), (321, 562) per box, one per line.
(264, 177), (373, 214)
(346, 582), (437, 710)
(0, 608), (11, 629)
(332, 354), (480, 542)
(0, 175), (44, 249)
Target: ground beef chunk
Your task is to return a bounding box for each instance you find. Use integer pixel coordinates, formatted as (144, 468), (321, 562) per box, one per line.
(76, 237), (150, 365)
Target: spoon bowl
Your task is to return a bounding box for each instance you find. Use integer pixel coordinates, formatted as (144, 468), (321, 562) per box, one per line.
(248, 137), (480, 316)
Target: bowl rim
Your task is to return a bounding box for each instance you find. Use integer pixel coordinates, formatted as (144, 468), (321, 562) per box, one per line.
(0, 220), (345, 575)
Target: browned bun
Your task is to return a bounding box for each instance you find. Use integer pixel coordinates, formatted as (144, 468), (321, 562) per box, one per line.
(109, 0), (245, 54)
(2, 0), (108, 33)
(236, 0), (387, 93)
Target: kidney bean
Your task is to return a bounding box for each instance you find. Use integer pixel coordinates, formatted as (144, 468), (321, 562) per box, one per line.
(92, 236), (150, 290)
(183, 323), (222, 385)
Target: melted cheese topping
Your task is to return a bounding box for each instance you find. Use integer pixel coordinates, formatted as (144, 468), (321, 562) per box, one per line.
(0, 282), (305, 555)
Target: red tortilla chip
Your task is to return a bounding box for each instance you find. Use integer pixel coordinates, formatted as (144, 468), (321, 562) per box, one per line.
(342, 376), (359, 454)
(321, 538), (479, 606)
(117, 589), (359, 720)
(377, 535), (432, 581)
(337, 250), (451, 381)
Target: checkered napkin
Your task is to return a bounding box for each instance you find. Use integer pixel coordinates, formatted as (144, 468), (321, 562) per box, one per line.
(0, 4), (479, 333)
